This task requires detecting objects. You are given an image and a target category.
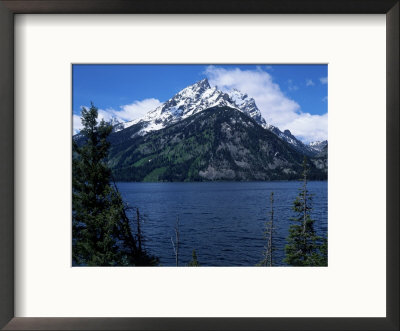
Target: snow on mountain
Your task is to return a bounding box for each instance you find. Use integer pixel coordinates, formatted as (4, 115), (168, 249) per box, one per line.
(114, 78), (324, 155)
(118, 79), (269, 135)
(265, 126), (317, 156)
(227, 89), (266, 126)
(118, 79), (236, 135)
(308, 140), (328, 152)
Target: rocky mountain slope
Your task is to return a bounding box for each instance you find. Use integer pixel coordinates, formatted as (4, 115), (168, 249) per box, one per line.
(108, 106), (327, 182)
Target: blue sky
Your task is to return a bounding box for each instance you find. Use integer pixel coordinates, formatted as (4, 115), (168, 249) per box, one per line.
(73, 64), (327, 142)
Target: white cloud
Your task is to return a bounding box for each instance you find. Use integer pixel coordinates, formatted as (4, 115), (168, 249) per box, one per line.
(320, 76), (328, 84)
(73, 114), (84, 134)
(284, 113), (328, 143)
(287, 79), (299, 91)
(205, 65), (327, 143)
(73, 108), (114, 134)
(306, 79), (315, 86)
(111, 98), (162, 122)
(73, 98), (162, 134)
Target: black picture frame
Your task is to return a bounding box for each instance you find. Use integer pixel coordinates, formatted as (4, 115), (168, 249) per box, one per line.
(0, 1), (398, 330)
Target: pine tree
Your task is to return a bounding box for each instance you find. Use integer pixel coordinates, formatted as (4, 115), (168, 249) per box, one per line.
(284, 157), (327, 266)
(72, 103), (157, 266)
(187, 250), (200, 266)
(314, 237), (328, 266)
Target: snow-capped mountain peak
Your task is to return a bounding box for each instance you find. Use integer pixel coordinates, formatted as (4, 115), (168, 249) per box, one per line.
(120, 79), (284, 141)
(170, 78), (211, 102)
(227, 89), (266, 126)
(308, 140), (328, 152)
(161, 78), (235, 118)
(122, 79), (239, 135)
(113, 79), (325, 156)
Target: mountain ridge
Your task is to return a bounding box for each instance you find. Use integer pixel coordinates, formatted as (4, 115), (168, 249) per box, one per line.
(74, 79), (328, 182)
(108, 106), (327, 182)
(110, 78), (324, 155)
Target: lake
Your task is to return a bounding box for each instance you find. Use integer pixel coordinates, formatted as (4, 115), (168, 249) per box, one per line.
(116, 181), (327, 266)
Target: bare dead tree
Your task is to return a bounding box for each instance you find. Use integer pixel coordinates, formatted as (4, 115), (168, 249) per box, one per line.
(110, 174), (138, 256)
(136, 208), (142, 253)
(261, 192), (275, 266)
(266, 192), (274, 266)
(302, 158), (309, 234)
(171, 217), (180, 266)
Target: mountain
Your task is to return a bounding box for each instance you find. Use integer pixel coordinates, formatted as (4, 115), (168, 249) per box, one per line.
(310, 143), (328, 174)
(118, 79), (236, 135)
(114, 78), (322, 156)
(74, 79), (328, 181)
(266, 126), (318, 156)
(108, 106), (327, 182)
(227, 88), (267, 126)
(308, 140), (328, 153)
(117, 78), (272, 135)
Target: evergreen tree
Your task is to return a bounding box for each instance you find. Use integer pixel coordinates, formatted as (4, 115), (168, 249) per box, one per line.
(187, 250), (200, 266)
(314, 237), (328, 266)
(73, 103), (157, 266)
(284, 157), (327, 266)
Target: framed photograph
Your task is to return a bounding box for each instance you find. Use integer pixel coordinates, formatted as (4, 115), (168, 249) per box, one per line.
(71, 63), (328, 269)
(0, 1), (398, 330)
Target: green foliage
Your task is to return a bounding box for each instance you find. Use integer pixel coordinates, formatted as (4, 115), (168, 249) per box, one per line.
(72, 103), (158, 266)
(314, 237), (328, 266)
(107, 107), (327, 182)
(187, 250), (200, 266)
(143, 167), (167, 182)
(284, 157), (327, 266)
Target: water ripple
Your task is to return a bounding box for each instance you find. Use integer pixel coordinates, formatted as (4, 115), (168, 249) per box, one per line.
(117, 181), (328, 266)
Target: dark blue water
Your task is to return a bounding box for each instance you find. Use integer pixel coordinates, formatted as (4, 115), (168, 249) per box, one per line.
(117, 181), (327, 266)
